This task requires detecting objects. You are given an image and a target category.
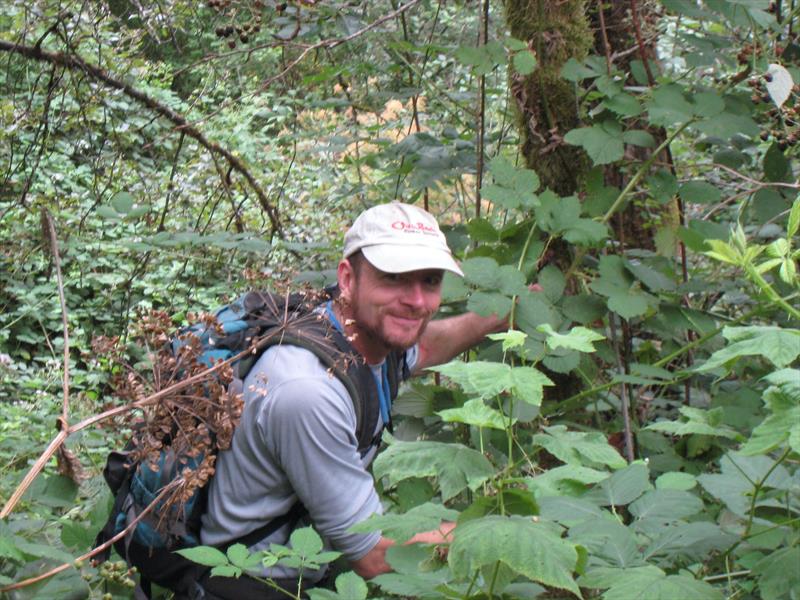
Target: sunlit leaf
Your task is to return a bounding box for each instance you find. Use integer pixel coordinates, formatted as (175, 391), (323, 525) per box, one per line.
(437, 398), (510, 430)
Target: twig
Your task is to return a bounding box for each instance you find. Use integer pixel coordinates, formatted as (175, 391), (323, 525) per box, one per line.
(258, 0), (422, 93)
(0, 481), (178, 592)
(0, 323), (291, 518)
(476, 0), (489, 219)
(41, 209), (70, 420)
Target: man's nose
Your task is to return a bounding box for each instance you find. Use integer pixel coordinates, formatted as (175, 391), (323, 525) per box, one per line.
(401, 281), (426, 308)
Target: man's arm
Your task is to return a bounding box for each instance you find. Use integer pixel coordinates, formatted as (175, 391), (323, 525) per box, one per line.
(351, 522), (456, 579)
(416, 310), (507, 372)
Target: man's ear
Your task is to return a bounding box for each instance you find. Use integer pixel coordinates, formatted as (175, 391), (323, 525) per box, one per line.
(337, 258), (355, 302)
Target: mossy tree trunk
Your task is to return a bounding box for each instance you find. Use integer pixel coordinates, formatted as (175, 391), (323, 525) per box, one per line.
(503, 0), (592, 195)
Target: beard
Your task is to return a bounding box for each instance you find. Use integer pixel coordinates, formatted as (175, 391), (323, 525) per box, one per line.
(348, 301), (432, 354)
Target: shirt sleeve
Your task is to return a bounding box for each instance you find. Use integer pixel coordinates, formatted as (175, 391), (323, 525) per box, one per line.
(257, 374), (382, 560)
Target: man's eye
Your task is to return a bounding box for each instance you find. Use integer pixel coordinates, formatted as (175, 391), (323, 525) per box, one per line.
(425, 275), (443, 286)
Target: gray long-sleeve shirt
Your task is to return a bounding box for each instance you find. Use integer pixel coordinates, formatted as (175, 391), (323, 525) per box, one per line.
(200, 341), (415, 581)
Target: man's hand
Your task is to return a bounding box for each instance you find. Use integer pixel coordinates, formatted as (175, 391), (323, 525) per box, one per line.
(350, 521), (457, 579)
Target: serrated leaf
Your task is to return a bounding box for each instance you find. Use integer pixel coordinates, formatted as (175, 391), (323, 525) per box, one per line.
(629, 489), (704, 521)
(766, 63), (793, 108)
(533, 425), (627, 469)
(584, 463), (651, 507)
(602, 570), (723, 599)
(333, 571), (368, 600)
(438, 398), (510, 430)
(450, 516), (580, 596)
(696, 326), (800, 371)
(350, 503), (458, 543)
(788, 196), (800, 237)
(467, 291), (513, 318)
(679, 180), (722, 204)
(175, 546), (228, 567)
(537, 323), (605, 352)
(754, 546), (800, 600)
(561, 57), (600, 81)
(568, 519), (640, 568)
(210, 564), (241, 578)
(430, 361), (552, 404)
(564, 123), (624, 165)
(373, 441), (494, 501)
(513, 50), (537, 74)
(622, 129), (655, 147)
(607, 290), (650, 319)
(487, 329), (527, 351)
(226, 543), (250, 567)
(602, 93), (643, 117)
(646, 406), (741, 439)
(655, 472), (697, 490)
(289, 527), (324, 556)
(537, 497), (607, 526)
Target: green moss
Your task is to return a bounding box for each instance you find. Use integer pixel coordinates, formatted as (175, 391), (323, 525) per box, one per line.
(503, 0), (592, 193)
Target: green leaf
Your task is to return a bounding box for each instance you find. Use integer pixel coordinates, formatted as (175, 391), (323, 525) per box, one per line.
(513, 50), (537, 74)
(438, 398), (511, 430)
(655, 472), (697, 491)
(373, 440), (494, 501)
(696, 326), (800, 371)
(646, 84), (693, 126)
(532, 425), (627, 469)
(289, 527), (324, 556)
(622, 129), (655, 147)
(584, 463), (651, 507)
(467, 291), (513, 318)
(96, 205), (121, 219)
(334, 571), (368, 600)
(110, 191), (135, 214)
(350, 502), (458, 543)
(679, 180), (722, 204)
(629, 489), (704, 521)
(607, 290), (650, 319)
(537, 497), (607, 527)
(430, 361), (552, 405)
(226, 543), (250, 568)
(787, 196), (800, 237)
(561, 57), (601, 81)
(537, 323), (605, 352)
(449, 516), (580, 596)
(646, 406), (741, 439)
(210, 564), (241, 578)
(568, 519), (640, 568)
(486, 329), (528, 352)
(175, 546), (229, 567)
(602, 571), (722, 599)
(602, 93), (643, 117)
(693, 91), (726, 117)
(538, 265), (566, 302)
(564, 122), (624, 165)
(753, 547), (800, 600)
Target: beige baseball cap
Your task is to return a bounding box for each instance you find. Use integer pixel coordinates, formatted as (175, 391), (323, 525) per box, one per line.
(343, 202), (464, 276)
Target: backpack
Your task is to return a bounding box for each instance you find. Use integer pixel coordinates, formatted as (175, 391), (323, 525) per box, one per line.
(94, 288), (408, 596)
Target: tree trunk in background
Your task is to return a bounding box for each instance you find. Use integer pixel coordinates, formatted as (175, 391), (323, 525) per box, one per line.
(503, 0), (592, 195)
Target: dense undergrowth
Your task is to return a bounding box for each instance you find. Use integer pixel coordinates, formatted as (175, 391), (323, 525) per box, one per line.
(1, 1), (799, 599)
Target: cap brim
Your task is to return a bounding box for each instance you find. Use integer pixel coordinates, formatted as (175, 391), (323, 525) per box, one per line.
(362, 244), (464, 277)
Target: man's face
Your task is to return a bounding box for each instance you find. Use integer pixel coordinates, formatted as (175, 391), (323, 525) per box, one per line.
(340, 258), (443, 361)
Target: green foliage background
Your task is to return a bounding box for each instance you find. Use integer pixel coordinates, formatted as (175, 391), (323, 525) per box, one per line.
(0, 1), (798, 598)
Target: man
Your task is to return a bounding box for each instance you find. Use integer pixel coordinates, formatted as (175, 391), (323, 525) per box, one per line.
(198, 202), (508, 598)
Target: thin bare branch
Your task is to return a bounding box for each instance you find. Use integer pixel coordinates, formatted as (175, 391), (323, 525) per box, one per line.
(0, 39), (284, 238)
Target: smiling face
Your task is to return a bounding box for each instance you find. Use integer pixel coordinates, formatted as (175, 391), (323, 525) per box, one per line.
(337, 253), (443, 364)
